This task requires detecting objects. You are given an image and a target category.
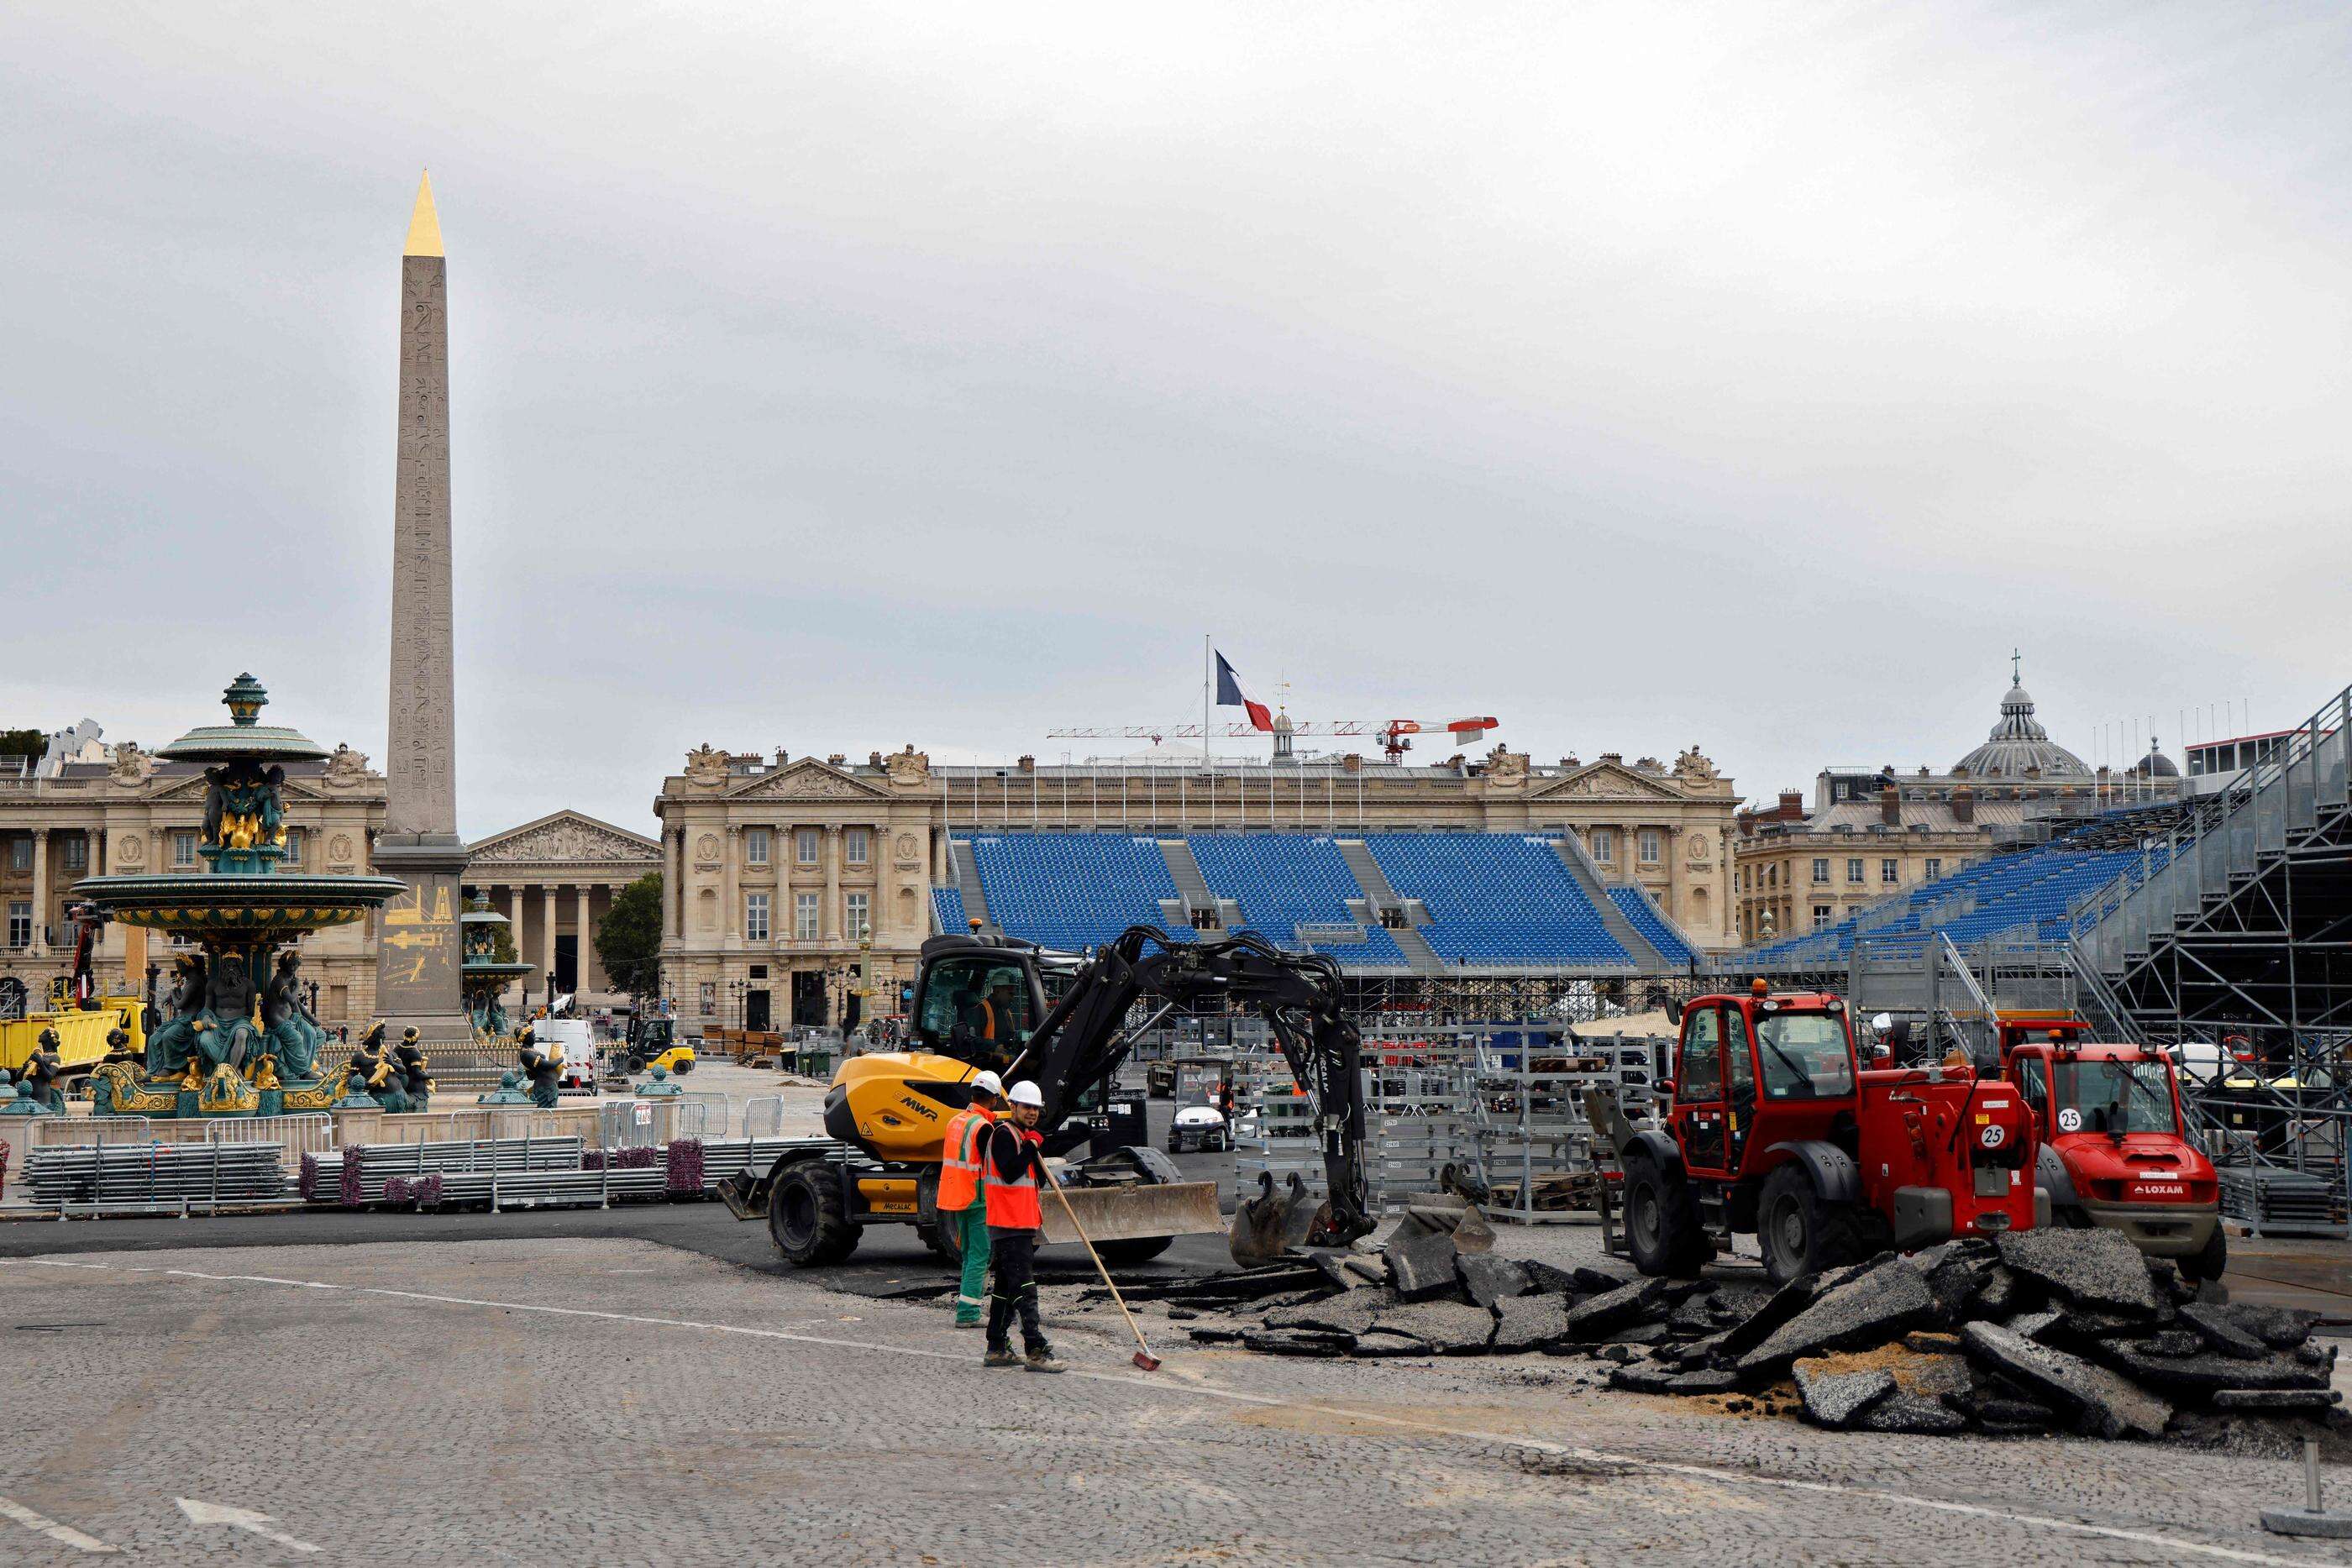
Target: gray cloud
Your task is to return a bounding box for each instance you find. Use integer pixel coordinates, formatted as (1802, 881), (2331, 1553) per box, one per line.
(3, 2), (2344, 836)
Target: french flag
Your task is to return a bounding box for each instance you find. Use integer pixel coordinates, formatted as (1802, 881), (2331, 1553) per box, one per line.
(1214, 651), (1273, 732)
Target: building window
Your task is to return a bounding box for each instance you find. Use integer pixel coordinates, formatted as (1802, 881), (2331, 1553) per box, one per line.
(1846, 857), (1864, 884)
(1638, 830), (1662, 864)
(1813, 905), (1832, 928)
(796, 828), (821, 865)
(1924, 857), (1943, 881)
(1811, 857), (1829, 884)
(1767, 865), (1777, 889)
(7, 839), (27, 873)
(845, 828), (870, 866)
(846, 891), (870, 940)
(283, 829), (304, 868)
(746, 828), (770, 866)
(171, 831), (197, 868)
(1591, 829), (1614, 863)
(698, 981), (717, 1017)
(745, 892), (769, 941)
(1881, 857), (1900, 884)
(6, 902), (29, 948)
(795, 892), (820, 941)
(62, 836), (87, 873)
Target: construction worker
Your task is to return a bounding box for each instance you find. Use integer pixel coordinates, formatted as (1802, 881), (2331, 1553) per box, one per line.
(981, 1079), (1063, 1372)
(937, 1070), (1002, 1327)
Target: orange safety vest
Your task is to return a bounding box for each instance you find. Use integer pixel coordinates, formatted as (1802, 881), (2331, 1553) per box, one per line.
(982, 1125), (1044, 1230)
(937, 1104), (995, 1212)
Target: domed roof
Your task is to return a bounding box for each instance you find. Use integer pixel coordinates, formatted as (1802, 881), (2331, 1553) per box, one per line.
(1952, 658), (2090, 779)
(2135, 738), (2180, 778)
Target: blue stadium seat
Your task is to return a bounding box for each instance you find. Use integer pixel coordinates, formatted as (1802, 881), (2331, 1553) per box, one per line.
(1607, 885), (1697, 966)
(1362, 834), (1633, 967)
(959, 834), (1189, 952)
(1187, 835), (1408, 965)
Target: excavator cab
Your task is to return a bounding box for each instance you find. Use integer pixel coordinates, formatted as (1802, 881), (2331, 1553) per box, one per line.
(909, 941), (1047, 1072)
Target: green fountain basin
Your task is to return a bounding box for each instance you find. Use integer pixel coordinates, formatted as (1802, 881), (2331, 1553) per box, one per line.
(73, 872), (411, 936)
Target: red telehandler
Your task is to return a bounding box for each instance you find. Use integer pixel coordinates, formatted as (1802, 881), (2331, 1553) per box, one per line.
(1604, 982), (2042, 1285)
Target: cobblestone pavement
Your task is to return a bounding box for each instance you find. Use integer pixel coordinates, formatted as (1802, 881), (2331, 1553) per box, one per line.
(4, 1234), (2349, 1568)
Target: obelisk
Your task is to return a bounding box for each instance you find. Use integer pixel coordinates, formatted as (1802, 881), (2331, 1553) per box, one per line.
(371, 171), (473, 1042)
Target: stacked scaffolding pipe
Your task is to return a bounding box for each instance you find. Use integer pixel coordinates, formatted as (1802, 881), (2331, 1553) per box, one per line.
(24, 1143), (286, 1213)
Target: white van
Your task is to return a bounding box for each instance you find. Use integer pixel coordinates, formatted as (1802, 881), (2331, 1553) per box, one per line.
(534, 1018), (599, 1094)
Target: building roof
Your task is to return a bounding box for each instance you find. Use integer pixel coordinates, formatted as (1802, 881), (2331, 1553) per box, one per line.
(1953, 667), (2090, 779)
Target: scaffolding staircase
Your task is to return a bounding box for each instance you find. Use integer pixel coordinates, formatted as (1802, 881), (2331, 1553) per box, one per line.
(1551, 837), (1664, 970)
(949, 840), (994, 936)
(1156, 840), (1221, 931)
(1336, 840), (1443, 973)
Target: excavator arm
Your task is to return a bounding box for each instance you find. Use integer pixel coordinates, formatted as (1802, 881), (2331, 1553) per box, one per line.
(1015, 926), (1373, 1251)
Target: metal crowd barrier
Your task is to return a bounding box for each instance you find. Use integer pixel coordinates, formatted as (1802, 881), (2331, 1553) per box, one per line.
(742, 1094), (788, 1140)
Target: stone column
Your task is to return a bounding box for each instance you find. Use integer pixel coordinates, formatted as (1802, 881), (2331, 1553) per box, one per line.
(577, 885), (596, 991)
(543, 884), (559, 996)
(823, 825), (842, 941)
(94, 826), (108, 877)
(661, 826), (680, 938)
(722, 826), (740, 940)
(29, 828), (48, 955)
(373, 171), (472, 1042)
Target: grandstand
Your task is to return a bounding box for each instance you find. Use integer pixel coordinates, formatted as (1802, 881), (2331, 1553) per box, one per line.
(942, 830), (1703, 975)
(1739, 829), (2160, 971)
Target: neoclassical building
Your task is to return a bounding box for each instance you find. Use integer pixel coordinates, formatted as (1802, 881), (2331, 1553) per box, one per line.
(464, 810), (660, 1009)
(1732, 668), (2176, 944)
(653, 738), (1741, 1028)
(654, 745), (946, 1031)
(0, 738), (386, 1021)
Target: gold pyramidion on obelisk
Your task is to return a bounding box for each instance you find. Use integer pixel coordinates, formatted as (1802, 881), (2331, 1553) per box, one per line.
(404, 169), (444, 258)
(376, 169), (473, 1044)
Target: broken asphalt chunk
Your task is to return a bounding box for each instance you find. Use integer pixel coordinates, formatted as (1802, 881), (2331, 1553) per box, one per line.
(1960, 1321), (2171, 1441)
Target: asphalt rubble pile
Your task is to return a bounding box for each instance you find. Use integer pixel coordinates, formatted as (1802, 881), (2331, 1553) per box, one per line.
(1121, 1225), (2346, 1446)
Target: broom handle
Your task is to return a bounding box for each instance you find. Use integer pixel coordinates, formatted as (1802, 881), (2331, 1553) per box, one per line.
(1043, 1162), (1155, 1356)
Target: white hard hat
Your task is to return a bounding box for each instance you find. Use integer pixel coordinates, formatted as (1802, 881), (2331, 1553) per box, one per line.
(1007, 1080), (1044, 1108)
(969, 1070), (1004, 1099)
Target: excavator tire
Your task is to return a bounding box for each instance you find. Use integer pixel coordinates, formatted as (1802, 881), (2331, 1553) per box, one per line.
(1623, 1153), (1708, 1279)
(1756, 1162), (1861, 1286)
(769, 1158), (861, 1266)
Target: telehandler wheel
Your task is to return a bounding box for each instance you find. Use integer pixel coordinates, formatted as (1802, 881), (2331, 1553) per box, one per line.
(1093, 1236), (1175, 1266)
(2181, 1224), (2229, 1283)
(1756, 1162), (1861, 1286)
(769, 1159), (861, 1266)
(1623, 1155), (1708, 1279)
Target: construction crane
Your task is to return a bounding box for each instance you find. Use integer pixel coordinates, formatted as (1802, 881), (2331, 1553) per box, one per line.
(1045, 716), (1500, 765)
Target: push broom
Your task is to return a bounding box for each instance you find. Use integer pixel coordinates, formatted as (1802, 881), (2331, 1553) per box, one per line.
(1042, 1163), (1163, 1371)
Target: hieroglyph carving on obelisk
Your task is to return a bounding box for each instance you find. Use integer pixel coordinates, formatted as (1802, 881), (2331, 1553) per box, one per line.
(372, 172), (475, 1041)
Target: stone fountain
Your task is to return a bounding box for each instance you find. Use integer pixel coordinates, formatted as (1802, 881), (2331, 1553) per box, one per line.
(459, 894), (533, 1040)
(73, 675), (407, 1117)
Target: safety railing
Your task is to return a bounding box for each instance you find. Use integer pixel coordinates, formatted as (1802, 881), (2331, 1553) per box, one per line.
(742, 1094), (788, 1140)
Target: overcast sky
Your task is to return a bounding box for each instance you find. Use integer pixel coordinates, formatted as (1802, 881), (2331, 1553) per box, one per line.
(3, 3), (2346, 840)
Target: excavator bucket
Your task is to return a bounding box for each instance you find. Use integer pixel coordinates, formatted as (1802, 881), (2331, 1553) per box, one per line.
(1039, 1180), (1223, 1247)
(1229, 1171), (1325, 1267)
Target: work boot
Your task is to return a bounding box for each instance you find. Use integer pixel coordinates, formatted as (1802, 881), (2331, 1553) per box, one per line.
(1024, 1348), (1066, 1374)
(984, 1347), (1021, 1369)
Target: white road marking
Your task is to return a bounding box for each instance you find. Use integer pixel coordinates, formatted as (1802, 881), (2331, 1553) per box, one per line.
(0, 1496), (118, 1554)
(8, 1256), (2334, 1566)
(176, 1497), (320, 1553)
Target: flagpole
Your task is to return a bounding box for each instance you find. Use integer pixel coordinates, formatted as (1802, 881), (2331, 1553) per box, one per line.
(1204, 633), (1213, 769)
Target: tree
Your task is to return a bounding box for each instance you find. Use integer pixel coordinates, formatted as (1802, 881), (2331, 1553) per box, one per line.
(0, 729), (45, 760)
(596, 872), (664, 999)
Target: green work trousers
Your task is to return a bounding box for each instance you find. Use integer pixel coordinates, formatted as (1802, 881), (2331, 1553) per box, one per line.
(953, 1204), (993, 1323)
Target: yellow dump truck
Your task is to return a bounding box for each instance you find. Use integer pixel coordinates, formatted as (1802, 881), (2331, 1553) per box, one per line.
(0, 996), (146, 1088)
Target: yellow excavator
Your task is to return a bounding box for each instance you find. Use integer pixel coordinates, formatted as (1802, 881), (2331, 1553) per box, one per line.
(720, 926), (1375, 1267)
